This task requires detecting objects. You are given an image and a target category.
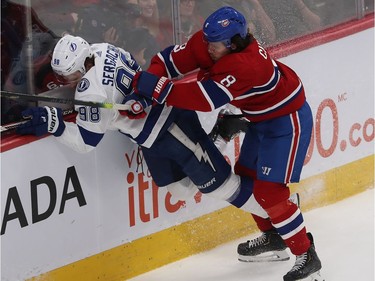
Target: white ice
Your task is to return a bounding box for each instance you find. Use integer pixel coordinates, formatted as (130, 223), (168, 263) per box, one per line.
(129, 188), (374, 281)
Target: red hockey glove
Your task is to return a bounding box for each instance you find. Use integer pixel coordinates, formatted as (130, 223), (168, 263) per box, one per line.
(132, 71), (173, 104)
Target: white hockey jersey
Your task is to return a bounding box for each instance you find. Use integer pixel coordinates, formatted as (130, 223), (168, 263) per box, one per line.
(57, 43), (174, 152)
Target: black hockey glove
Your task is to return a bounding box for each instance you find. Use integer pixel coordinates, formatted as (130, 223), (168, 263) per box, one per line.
(17, 106), (65, 137)
(209, 110), (250, 142)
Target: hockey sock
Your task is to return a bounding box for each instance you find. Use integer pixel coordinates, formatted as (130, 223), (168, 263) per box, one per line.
(253, 180), (311, 255)
(251, 214), (273, 232)
(267, 201), (310, 255)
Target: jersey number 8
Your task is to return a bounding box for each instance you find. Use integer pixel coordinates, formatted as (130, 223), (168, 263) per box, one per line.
(220, 75), (236, 87)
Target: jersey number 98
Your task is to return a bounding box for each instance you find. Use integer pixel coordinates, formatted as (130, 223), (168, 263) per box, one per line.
(79, 106), (101, 122)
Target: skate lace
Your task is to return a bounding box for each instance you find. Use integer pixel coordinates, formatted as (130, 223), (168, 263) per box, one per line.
(290, 252), (308, 272)
(247, 233), (266, 248)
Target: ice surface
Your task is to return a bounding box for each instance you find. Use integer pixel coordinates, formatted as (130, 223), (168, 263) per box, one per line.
(129, 188), (374, 281)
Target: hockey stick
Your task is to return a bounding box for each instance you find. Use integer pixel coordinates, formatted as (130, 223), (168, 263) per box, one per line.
(0, 108), (75, 133)
(1, 120), (29, 133)
(0, 90), (131, 110)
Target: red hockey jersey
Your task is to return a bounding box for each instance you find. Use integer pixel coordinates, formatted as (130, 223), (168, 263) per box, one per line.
(147, 30), (306, 122)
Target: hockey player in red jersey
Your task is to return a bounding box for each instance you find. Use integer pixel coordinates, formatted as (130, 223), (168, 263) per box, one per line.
(131, 6), (324, 281)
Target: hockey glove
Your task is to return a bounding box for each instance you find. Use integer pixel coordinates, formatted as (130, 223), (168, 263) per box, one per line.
(119, 92), (153, 119)
(209, 110), (250, 142)
(133, 71), (173, 104)
(16, 106), (66, 137)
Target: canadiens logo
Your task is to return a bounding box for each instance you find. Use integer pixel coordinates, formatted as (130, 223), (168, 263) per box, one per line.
(219, 19), (230, 27)
(77, 78), (90, 92)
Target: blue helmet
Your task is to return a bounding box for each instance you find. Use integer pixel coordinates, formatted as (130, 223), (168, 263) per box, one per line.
(203, 6), (247, 48)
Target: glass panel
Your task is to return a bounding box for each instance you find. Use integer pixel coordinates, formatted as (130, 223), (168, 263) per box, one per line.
(365, 0), (374, 14)
(193, 0), (362, 46)
(1, 0), (370, 127)
(1, 0), (57, 124)
(32, 0), (174, 68)
(176, 0), (205, 42)
(316, 0), (357, 26)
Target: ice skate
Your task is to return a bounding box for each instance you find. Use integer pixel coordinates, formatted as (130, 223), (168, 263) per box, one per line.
(283, 233), (324, 281)
(237, 193), (300, 262)
(237, 229), (290, 262)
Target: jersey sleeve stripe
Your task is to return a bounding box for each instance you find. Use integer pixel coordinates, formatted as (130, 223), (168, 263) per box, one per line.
(158, 46), (182, 78)
(199, 80), (233, 110)
(169, 52), (183, 77)
(235, 60), (280, 100)
(242, 81), (303, 115)
(78, 125), (104, 147)
(156, 52), (172, 78)
(120, 104), (174, 148)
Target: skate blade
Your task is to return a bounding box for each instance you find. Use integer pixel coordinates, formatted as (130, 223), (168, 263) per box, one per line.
(298, 271), (325, 281)
(238, 250), (290, 262)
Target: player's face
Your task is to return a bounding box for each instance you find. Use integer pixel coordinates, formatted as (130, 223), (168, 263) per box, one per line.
(207, 41), (230, 62)
(56, 71), (83, 88)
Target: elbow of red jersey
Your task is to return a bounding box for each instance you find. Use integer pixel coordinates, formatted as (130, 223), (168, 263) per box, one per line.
(147, 46), (183, 79)
(198, 80), (233, 110)
(168, 80), (232, 112)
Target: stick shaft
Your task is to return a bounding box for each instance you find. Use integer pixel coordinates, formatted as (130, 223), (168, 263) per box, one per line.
(0, 108), (74, 133)
(0, 121), (28, 133)
(0, 91), (130, 110)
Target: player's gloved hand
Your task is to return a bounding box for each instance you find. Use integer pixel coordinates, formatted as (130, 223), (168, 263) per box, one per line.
(132, 71), (173, 104)
(16, 106), (65, 137)
(119, 92), (152, 119)
(209, 110), (250, 142)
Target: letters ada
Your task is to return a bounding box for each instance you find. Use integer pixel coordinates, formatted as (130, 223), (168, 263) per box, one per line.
(1, 166), (87, 235)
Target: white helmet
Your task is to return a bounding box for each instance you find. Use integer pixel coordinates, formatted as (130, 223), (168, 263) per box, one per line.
(51, 35), (92, 77)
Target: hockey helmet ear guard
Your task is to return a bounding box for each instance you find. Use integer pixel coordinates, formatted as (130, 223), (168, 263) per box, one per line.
(203, 6), (247, 48)
(51, 35), (93, 78)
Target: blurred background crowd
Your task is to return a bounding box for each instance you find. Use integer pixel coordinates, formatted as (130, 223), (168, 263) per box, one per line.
(1, 0), (374, 125)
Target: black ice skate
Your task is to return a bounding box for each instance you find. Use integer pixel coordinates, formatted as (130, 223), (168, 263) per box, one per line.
(283, 233), (324, 281)
(237, 229), (290, 262)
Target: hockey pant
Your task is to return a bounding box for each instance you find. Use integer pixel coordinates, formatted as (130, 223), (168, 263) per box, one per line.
(141, 110), (266, 217)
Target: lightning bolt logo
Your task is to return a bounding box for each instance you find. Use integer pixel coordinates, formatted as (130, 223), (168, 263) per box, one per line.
(194, 143), (216, 172)
(168, 124), (216, 172)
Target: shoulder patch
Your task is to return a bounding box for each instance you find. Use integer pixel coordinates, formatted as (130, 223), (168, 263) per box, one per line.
(77, 78), (90, 92)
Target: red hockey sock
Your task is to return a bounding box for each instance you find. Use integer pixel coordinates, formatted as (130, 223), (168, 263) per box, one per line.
(253, 180), (311, 255)
(251, 214), (273, 232)
(267, 201), (310, 255)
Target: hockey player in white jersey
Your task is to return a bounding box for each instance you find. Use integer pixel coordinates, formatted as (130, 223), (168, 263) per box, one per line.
(17, 35), (302, 268)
